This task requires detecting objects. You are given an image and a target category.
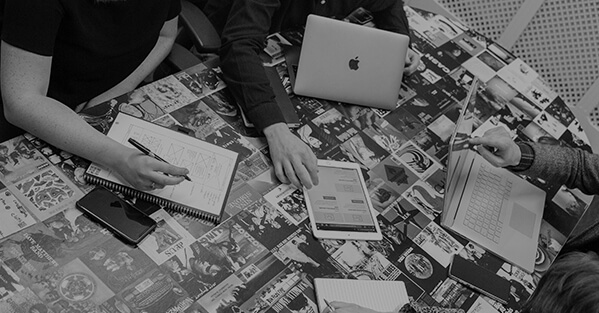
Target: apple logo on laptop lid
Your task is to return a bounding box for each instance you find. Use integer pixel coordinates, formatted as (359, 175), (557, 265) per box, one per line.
(348, 56), (360, 70)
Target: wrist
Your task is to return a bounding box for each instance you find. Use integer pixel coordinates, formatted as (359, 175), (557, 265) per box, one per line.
(505, 142), (535, 172)
(263, 122), (290, 139)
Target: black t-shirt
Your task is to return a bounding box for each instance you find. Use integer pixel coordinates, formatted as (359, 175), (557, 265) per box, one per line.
(1, 0), (181, 108)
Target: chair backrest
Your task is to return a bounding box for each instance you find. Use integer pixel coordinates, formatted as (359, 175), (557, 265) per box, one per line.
(178, 0), (220, 53)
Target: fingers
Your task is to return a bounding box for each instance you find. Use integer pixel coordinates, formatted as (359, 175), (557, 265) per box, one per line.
(153, 160), (190, 178)
(283, 160), (302, 189)
(273, 160), (290, 185)
(143, 157), (188, 186)
(404, 49), (421, 75)
(274, 152), (318, 189)
(330, 301), (356, 309)
(475, 145), (503, 167)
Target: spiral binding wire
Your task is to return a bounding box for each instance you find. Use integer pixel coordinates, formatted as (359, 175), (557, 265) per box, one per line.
(84, 174), (219, 224)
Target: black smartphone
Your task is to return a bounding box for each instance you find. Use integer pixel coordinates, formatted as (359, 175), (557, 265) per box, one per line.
(448, 255), (510, 304)
(76, 186), (156, 245)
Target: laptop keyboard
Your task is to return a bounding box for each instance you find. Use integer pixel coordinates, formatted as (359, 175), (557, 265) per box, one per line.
(463, 163), (512, 243)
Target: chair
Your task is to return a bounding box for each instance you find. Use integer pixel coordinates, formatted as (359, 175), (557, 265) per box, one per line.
(157, 0), (221, 77)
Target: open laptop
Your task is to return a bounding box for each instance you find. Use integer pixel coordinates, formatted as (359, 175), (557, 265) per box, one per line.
(293, 14), (410, 110)
(441, 78), (546, 273)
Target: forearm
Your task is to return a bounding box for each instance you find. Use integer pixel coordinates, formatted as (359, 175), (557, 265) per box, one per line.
(371, 1), (411, 37)
(217, 0), (285, 132)
(220, 40), (286, 132)
(5, 95), (131, 171)
(518, 143), (599, 195)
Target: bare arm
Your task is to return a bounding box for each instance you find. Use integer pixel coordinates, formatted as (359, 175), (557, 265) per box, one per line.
(1, 17), (187, 190)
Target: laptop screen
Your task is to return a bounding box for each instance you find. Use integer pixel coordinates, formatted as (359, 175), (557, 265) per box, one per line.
(442, 78), (480, 223)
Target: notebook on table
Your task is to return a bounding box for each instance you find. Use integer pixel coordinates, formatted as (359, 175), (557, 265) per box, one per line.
(441, 78), (546, 273)
(313, 278), (409, 313)
(293, 14), (410, 110)
(84, 112), (239, 224)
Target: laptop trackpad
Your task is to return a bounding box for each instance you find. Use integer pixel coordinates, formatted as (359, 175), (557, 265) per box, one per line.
(509, 203), (536, 238)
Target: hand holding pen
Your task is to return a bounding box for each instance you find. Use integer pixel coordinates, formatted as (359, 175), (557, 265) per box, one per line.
(127, 138), (191, 190)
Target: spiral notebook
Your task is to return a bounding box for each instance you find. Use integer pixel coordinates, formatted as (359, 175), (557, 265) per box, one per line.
(85, 113), (239, 224)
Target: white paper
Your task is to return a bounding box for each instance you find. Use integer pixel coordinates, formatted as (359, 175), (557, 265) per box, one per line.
(313, 278), (409, 313)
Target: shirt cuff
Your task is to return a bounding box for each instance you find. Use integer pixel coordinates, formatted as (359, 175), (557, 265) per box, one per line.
(505, 142), (535, 172)
(246, 101), (286, 133)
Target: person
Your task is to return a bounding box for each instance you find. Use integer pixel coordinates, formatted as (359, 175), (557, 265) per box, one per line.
(470, 126), (599, 311)
(520, 251), (599, 313)
(0, 0), (189, 191)
(468, 126), (598, 197)
(202, 0), (422, 189)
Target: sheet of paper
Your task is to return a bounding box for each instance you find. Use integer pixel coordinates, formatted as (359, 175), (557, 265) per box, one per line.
(313, 278), (409, 313)
(88, 113), (238, 215)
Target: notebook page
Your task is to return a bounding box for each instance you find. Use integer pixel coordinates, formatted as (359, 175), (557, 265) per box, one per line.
(313, 278), (409, 313)
(88, 113), (238, 214)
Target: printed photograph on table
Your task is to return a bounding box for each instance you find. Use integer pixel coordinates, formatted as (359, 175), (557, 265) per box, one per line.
(170, 99), (228, 140)
(0, 288), (49, 313)
(370, 156), (419, 195)
(9, 166), (84, 222)
(0, 136), (48, 185)
(430, 277), (478, 310)
(197, 254), (288, 313)
(111, 89), (166, 121)
(234, 267), (304, 313)
(205, 125), (258, 161)
(401, 180), (444, 220)
(57, 156), (93, 193)
(271, 225), (342, 279)
(331, 240), (401, 280)
(138, 210), (195, 265)
(236, 198), (298, 249)
(265, 184), (309, 225)
(142, 75), (200, 113)
(411, 128), (450, 165)
(367, 176), (401, 213)
(118, 267), (192, 313)
(380, 199), (432, 244)
(0, 189), (37, 239)
(80, 236), (157, 292)
(413, 221), (463, 267)
(393, 142), (439, 179)
(311, 108), (359, 144)
(29, 257), (115, 312)
(393, 240), (446, 293)
(340, 132), (389, 169)
(363, 119), (409, 153)
(296, 122), (338, 158)
(198, 217), (269, 275)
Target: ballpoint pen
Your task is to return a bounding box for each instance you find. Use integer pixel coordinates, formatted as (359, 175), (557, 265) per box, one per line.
(323, 298), (335, 313)
(128, 138), (192, 182)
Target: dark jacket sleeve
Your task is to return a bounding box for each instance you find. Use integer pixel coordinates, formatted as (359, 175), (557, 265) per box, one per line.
(519, 143), (599, 195)
(216, 0), (286, 132)
(370, 0), (411, 38)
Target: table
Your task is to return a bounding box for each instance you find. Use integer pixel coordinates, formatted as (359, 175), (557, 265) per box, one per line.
(0, 6), (593, 313)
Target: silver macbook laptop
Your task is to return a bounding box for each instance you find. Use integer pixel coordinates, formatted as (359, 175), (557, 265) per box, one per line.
(293, 14), (410, 110)
(441, 78), (546, 273)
